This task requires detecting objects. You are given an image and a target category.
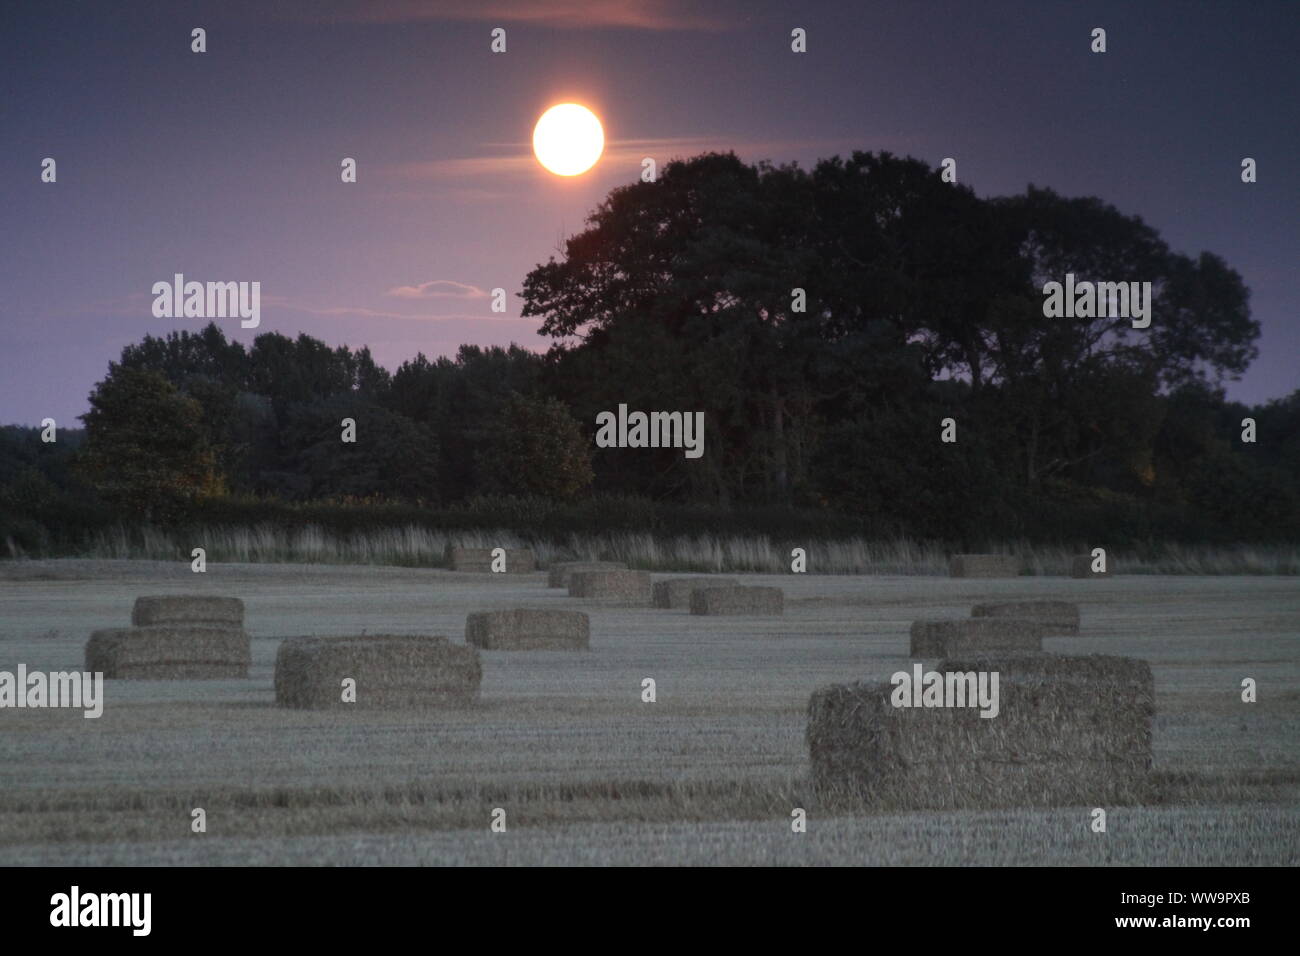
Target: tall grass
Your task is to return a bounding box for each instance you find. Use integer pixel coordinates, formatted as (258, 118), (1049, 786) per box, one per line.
(61, 523), (1300, 575)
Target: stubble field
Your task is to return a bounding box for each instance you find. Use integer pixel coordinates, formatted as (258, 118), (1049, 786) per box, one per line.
(1, 560), (1297, 865)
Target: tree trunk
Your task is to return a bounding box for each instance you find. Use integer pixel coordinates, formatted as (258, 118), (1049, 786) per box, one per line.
(966, 343), (983, 392)
(772, 391), (789, 501)
(1027, 413), (1039, 484)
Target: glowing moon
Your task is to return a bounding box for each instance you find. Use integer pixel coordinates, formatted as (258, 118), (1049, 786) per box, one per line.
(533, 103), (604, 176)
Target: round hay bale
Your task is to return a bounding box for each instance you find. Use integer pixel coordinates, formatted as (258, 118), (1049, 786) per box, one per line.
(445, 546), (536, 573)
(274, 634), (481, 709)
(972, 600), (1080, 635)
(651, 577), (740, 609)
(84, 628), (130, 676)
(85, 625), (250, 679)
(465, 609), (589, 650)
(806, 653), (1154, 810)
(567, 569), (651, 604)
(131, 595), (244, 627)
(547, 561), (628, 588)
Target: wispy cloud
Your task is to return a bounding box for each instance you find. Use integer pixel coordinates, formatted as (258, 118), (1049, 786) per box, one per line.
(272, 302), (532, 324)
(392, 136), (864, 182)
(72, 292), (526, 325)
(299, 0), (730, 31)
(384, 280), (488, 300)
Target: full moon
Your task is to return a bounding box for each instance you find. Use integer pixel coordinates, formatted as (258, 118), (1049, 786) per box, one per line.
(533, 103), (604, 176)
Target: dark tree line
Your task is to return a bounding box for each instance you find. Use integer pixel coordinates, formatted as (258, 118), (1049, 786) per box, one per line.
(2, 151), (1296, 548)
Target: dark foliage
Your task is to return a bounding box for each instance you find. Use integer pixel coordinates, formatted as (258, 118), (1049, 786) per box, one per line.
(2, 152), (1294, 552)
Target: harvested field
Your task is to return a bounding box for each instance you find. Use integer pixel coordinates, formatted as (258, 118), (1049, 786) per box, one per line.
(689, 585), (784, 616)
(547, 561), (628, 589)
(949, 554), (1020, 578)
(909, 618), (1044, 657)
(465, 609), (590, 651)
(7, 805), (1296, 866)
(274, 634), (481, 709)
(446, 547), (535, 573)
(567, 569), (651, 604)
(652, 576), (739, 609)
(807, 654), (1154, 810)
(972, 600), (1080, 635)
(0, 560), (1296, 865)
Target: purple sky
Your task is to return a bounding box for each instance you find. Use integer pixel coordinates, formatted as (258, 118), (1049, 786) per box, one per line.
(3, 0), (1297, 428)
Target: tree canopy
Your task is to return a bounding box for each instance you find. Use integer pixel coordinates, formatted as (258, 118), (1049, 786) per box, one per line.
(10, 149), (1288, 548)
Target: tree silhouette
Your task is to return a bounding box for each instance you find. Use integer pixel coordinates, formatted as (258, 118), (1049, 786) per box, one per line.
(77, 368), (221, 520)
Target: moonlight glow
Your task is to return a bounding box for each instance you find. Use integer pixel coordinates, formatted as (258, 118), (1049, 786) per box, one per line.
(533, 103), (604, 176)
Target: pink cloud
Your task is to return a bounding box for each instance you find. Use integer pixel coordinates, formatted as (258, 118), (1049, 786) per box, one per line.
(300, 0), (729, 31)
(384, 280), (489, 300)
(269, 301), (534, 324)
(390, 136), (866, 183)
